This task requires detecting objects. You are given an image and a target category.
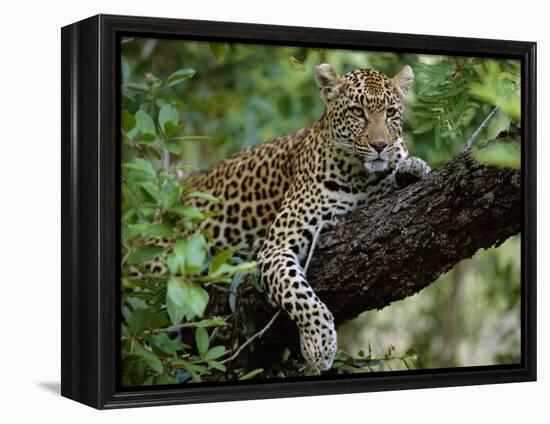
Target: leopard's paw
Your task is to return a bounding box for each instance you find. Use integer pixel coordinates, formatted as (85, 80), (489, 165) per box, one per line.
(395, 156), (431, 188)
(299, 309), (337, 371)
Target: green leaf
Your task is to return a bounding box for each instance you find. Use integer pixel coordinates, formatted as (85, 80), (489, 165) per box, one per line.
(469, 81), (520, 120)
(123, 223), (149, 240)
(281, 348), (291, 363)
(210, 261), (257, 278)
(164, 141), (182, 155)
(185, 233), (207, 272)
(289, 54), (306, 72)
(173, 359), (206, 382)
(161, 180), (181, 209)
(184, 282), (209, 320)
(208, 360), (226, 372)
(141, 223), (173, 237)
(434, 122), (441, 149)
(166, 279), (186, 325)
(133, 342), (163, 374)
(121, 356), (148, 386)
(123, 158), (156, 179)
(209, 43), (228, 61)
(151, 311), (170, 329)
(138, 207), (156, 218)
(164, 122), (185, 137)
(145, 146), (163, 160)
(231, 261), (258, 274)
(139, 181), (163, 204)
(187, 191), (221, 204)
(405, 348), (418, 359)
(151, 332), (188, 356)
(238, 368), (264, 380)
(210, 263), (237, 277)
(127, 297), (148, 310)
(195, 327), (209, 358)
(210, 247), (238, 274)
(472, 140), (520, 170)
(126, 306), (154, 335)
(170, 241), (187, 274)
(183, 316), (227, 328)
(413, 121), (434, 134)
(166, 249), (184, 276)
(164, 68), (196, 88)
(168, 205), (205, 221)
(204, 346), (226, 361)
(122, 109), (137, 134)
(127, 245), (164, 265)
(124, 81), (150, 94)
(158, 104), (180, 136)
(167, 135), (212, 143)
(121, 55), (131, 81)
(166, 280), (209, 324)
(135, 110), (156, 141)
(154, 374), (180, 385)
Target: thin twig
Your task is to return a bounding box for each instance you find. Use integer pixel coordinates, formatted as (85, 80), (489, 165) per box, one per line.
(464, 87), (518, 151)
(305, 222), (325, 273)
(221, 222), (323, 364)
(128, 317), (229, 336)
(132, 141), (153, 163)
(220, 310), (281, 364)
(463, 104), (502, 151)
(121, 247), (132, 268)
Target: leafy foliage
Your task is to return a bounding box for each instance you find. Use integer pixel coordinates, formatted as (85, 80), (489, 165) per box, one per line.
(409, 57), (520, 167)
(472, 139), (521, 171)
(331, 345), (418, 374)
(121, 64), (261, 386)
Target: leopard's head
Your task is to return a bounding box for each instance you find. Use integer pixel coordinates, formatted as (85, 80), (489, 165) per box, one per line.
(314, 64), (413, 172)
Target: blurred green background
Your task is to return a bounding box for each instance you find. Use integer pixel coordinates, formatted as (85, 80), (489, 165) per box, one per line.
(121, 37), (520, 380)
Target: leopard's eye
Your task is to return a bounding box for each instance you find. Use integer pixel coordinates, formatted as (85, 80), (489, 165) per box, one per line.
(386, 107), (398, 117)
(349, 106), (364, 118)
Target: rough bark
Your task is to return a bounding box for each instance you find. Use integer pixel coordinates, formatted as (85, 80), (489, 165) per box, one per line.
(307, 127), (521, 325)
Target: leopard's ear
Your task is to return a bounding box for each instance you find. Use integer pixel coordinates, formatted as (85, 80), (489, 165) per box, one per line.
(314, 64), (341, 102)
(392, 65), (414, 98)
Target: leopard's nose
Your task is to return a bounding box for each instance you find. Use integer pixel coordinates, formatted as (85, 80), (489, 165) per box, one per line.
(370, 140), (388, 153)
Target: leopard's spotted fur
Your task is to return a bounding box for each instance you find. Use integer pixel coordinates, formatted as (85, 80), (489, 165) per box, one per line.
(145, 64), (430, 371)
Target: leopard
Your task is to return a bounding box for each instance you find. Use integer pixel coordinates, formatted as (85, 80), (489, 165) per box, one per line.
(143, 63), (431, 371)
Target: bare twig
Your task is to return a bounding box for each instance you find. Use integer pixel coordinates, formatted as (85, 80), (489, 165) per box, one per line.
(162, 148), (170, 170)
(121, 248), (132, 268)
(305, 222), (325, 273)
(220, 310), (281, 364)
(464, 87), (518, 151)
(463, 104), (502, 151)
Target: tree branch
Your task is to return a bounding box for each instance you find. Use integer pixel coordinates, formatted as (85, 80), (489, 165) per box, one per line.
(306, 126), (521, 325)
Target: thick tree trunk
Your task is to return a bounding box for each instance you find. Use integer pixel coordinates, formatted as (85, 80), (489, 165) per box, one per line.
(307, 127), (521, 325)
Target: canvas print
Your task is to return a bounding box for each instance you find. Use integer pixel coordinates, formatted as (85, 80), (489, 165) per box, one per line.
(120, 37), (521, 387)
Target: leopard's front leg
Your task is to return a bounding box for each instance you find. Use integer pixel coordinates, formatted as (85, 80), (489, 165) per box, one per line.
(394, 156), (431, 189)
(258, 208), (337, 371)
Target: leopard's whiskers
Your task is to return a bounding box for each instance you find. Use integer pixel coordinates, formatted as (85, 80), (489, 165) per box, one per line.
(330, 141), (356, 154)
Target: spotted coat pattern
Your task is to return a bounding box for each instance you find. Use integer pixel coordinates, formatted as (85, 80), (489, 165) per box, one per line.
(174, 65), (430, 370)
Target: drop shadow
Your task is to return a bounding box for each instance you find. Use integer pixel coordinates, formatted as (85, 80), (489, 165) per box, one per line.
(37, 381), (61, 395)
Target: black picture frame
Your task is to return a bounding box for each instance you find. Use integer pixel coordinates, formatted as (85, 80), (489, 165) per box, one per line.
(61, 14), (537, 409)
